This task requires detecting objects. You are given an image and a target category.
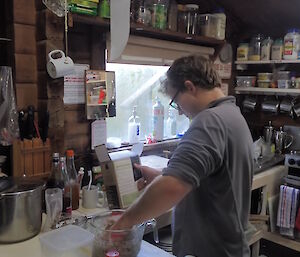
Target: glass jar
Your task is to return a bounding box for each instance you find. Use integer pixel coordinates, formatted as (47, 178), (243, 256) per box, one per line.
(185, 4), (199, 35)
(261, 37), (273, 61)
(249, 34), (264, 61)
(177, 4), (187, 33)
(137, 6), (151, 25)
(237, 43), (249, 61)
(152, 3), (167, 29)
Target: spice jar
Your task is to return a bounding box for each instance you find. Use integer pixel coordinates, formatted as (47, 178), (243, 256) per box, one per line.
(249, 34), (264, 61)
(237, 43), (249, 61)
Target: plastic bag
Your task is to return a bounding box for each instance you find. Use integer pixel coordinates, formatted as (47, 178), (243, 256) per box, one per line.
(42, 0), (66, 17)
(0, 66), (19, 145)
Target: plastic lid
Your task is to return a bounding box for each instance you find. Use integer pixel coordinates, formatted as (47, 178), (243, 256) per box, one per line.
(106, 251), (120, 257)
(66, 149), (74, 157)
(287, 28), (300, 33)
(52, 153), (59, 158)
(185, 4), (199, 10)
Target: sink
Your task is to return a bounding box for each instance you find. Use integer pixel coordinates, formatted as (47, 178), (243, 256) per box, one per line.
(254, 154), (285, 174)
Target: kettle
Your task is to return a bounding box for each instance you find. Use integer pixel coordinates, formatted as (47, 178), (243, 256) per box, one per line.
(263, 121), (274, 145)
(274, 127), (293, 154)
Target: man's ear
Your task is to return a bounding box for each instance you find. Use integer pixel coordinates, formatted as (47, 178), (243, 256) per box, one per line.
(184, 80), (197, 94)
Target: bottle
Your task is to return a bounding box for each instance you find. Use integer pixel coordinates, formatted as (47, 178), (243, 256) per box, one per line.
(261, 37), (273, 61)
(66, 150), (79, 210)
(100, 0), (110, 18)
(128, 106), (141, 144)
(47, 153), (64, 189)
(213, 8), (226, 40)
(166, 107), (177, 138)
(283, 28), (300, 60)
(152, 97), (164, 141)
(60, 157), (72, 217)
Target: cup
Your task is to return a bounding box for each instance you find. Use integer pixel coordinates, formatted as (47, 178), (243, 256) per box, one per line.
(82, 185), (106, 209)
(44, 188), (63, 231)
(46, 50), (75, 79)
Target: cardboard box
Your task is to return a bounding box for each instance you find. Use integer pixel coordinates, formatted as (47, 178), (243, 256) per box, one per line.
(95, 145), (143, 209)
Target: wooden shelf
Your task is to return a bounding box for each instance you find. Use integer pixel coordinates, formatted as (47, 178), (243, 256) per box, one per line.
(235, 60), (300, 65)
(86, 103), (107, 107)
(71, 14), (226, 49)
(234, 86), (300, 96)
(263, 231), (300, 252)
(248, 229), (264, 246)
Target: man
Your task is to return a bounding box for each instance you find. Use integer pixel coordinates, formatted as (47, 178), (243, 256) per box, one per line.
(112, 55), (253, 257)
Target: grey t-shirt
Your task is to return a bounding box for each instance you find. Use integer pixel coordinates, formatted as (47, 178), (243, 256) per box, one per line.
(162, 96), (253, 257)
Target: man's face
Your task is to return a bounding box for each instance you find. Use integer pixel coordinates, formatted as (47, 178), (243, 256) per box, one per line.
(167, 82), (198, 119)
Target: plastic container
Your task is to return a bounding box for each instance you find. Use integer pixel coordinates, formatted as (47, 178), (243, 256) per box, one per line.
(166, 107), (177, 138)
(257, 80), (271, 88)
(39, 225), (94, 257)
(128, 106), (141, 144)
(236, 76), (256, 87)
(275, 71), (290, 80)
(237, 43), (249, 61)
(199, 14), (217, 38)
(152, 97), (164, 141)
(271, 39), (283, 60)
(257, 73), (272, 81)
(283, 28), (300, 60)
(249, 34), (264, 61)
(277, 80), (291, 89)
(213, 8), (226, 40)
(261, 37), (273, 61)
(295, 78), (300, 88)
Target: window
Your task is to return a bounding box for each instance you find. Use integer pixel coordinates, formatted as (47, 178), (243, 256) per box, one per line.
(106, 63), (190, 142)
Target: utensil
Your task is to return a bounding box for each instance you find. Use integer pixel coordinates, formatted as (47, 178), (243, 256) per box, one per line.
(280, 96), (293, 114)
(87, 170), (92, 190)
(274, 127), (294, 154)
(261, 96), (280, 114)
(89, 209), (159, 257)
(291, 97), (300, 119)
(0, 178), (44, 243)
(263, 121), (274, 145)
(242, 96), (257, 112)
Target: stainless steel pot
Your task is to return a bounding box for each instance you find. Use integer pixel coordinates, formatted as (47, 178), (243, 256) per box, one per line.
(0, 178), (44, 243)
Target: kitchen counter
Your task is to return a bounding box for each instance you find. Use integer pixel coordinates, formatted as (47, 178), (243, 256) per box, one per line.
(0, 234), (174, 257)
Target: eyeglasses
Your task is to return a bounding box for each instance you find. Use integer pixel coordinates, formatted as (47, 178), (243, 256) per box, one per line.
(169, 88), (181, 111)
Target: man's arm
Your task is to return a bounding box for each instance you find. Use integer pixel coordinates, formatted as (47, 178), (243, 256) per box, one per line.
(112, 174), (192, 230)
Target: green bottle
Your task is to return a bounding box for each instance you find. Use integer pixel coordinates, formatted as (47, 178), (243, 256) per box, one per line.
(100, 0), (110, 18)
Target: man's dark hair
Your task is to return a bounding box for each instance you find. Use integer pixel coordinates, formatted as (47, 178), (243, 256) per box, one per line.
(163, 55), (222, 93)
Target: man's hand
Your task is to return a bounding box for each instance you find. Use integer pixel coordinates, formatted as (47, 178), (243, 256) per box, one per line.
(135, 164), (161, 190)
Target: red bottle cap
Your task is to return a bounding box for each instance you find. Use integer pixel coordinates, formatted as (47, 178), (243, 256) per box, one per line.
(66, 149), (74, 157)
(106, 250), (119, 257)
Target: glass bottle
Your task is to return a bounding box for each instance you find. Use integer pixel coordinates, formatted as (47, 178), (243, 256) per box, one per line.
(66, 150), (80, 210)
(47, 153), (64, 189)
(249, 34), (264, 61)
(60, 157), (72, 217)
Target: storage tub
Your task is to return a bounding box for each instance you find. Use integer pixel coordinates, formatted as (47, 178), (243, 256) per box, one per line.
(236, 76), (256, 87)
(277, 71), (290, 80)
(257, 73), (272, 81)
(277, 79), (291, 89)
(257, 80), (271, 88)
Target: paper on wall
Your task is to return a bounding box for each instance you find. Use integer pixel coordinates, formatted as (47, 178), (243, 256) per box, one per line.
(64, 64), (89, 104)
(91, 119), (107, 150)
(110, 0), (130, 60)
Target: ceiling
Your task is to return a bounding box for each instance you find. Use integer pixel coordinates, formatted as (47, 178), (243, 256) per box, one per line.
(179, 0), (300, 40)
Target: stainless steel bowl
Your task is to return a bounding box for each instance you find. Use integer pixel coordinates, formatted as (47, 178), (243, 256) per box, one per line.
(0, 178), (44, 243)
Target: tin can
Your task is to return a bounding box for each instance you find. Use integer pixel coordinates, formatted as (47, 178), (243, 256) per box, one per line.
(152, 4), (167, 30)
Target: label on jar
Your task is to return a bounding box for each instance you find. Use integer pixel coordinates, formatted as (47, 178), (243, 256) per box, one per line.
(237, 47), (248, 61)
(271, 45), (283, 60)
(284, 39), (294, 55)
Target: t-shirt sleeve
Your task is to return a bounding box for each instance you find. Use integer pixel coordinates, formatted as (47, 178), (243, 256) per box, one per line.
(162, 112), (226, 188)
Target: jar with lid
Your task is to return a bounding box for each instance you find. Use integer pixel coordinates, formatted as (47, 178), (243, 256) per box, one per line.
(261, 37), (273, 61)
(137, 6), (151, 25)
(213, 8), (226, 40)
(152, 2), (168, 29)
(199, 14), (217, 38)
(237, 43), (249, 61)
(271, 39), (283, 60)
(249, 34), (264, 61)
(177, 4), (187, 33)
(283, 28), (300, 60)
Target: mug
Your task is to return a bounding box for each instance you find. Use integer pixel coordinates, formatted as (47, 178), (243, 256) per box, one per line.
(47, 50), (74, 79)
(82, 185), (106, 209)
